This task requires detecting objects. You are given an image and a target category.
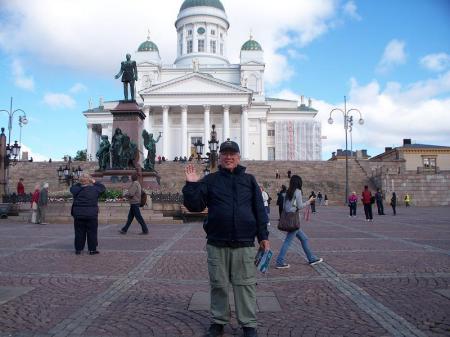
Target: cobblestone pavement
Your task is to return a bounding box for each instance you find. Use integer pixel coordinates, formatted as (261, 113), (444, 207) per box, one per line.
(0, 206), (449, 337)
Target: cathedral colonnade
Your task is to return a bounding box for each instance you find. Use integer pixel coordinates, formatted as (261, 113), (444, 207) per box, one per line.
(86, 104), (266, 162)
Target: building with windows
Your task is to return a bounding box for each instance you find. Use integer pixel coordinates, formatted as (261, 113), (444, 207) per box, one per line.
(84, 0), (321, 161)
(370, 139), (450, 173)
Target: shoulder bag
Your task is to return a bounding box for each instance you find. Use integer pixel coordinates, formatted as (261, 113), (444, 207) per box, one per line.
(278, 196), (301, 232)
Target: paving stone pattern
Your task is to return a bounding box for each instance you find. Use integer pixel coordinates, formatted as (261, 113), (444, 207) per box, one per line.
(0, 206), (449, 336)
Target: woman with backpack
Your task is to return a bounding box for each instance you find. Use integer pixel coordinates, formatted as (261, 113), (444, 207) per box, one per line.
(275, 175), (323, 269)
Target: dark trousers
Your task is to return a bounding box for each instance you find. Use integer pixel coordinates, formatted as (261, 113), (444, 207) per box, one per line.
(278, 205), (283, 218)
(349, 203), (356, 216)
(122, 204), (148, 233)
(392, 205), (396, 215)
(363, 204), (373, 220)
(311, 203), (316, 213)
(74, 217), (98, 251)
(376, 201), (384, 215)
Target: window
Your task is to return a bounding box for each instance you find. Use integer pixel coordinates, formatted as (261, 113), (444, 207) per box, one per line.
(210, 40), (216, 53)
(198, 39), (205, 52)
(268, 147), (275, 160)
(267, 130), (275, 136)
(187, 40), (193, 53)
(220, 43), (224, 55)
(423, 157), (436, 169)
(220, 32), (223, 39)
(188, 29), (192, 36)
(211, 29), (216, 35)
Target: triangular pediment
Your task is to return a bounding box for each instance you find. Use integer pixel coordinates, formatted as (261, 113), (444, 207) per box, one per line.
(140, 72), (252, 95)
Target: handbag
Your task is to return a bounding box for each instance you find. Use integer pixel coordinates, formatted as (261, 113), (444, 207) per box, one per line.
(278, 210), (301, 232)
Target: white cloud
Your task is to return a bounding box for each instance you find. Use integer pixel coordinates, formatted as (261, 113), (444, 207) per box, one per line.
(0, 0), (342, 87)
(20, 144), (49, 162)
(420, 52), (450, 72)
(11, 59), (35, 91)
(343, 1), (362, 21)
(43, 93), (76, 109)
(69, 82), (87, 94)
(376, 39), (406, 74)
(273, 71), (450, 159)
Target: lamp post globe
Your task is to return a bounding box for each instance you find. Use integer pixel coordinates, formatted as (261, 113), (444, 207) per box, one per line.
(358, 118), (364, 125)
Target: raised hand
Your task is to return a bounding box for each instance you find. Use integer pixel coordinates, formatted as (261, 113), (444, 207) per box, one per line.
(185, 164), (200, 182)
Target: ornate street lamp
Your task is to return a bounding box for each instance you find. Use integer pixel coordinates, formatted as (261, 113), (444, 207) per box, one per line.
(208, 124), (219, 171)
(0, 97), (27, 148)
(193, 139), (204, 162)
(328, 96), (364, 204)
(56, 157), (83, 186)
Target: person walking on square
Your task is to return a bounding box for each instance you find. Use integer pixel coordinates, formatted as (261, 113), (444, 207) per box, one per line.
(404, 193), (411, 207)
(183, 139), (269, 337)
(309, 191), (317, 213)
(31, 184), (40, 224)
(375, 188), (385, 215)
(348, 191), (358, 217)
(317, 191), (323, 206)
(324, 194), (328, 206)
(17, 178), (25, 195)
(276, 185), (287, 219)
(70, 174), (106, 255)
(276, 175), (323, 269)
(37, 183), (49, 224)
(119, 173), (148, 234)
(390, 192), (397, 216)
(362, 185), (373, 221)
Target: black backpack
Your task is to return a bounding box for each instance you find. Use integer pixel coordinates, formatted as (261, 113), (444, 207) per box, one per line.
(140, 191), (147, 207)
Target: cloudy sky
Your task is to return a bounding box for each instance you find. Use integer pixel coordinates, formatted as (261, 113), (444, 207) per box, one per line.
(0, 0), (449, 161)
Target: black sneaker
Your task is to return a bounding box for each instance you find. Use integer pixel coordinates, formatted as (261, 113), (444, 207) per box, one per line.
(205, 323), (224, 337)
(89, 250), (100, 255)
(75, 250), (81, 255)
(309, 258), (323, 266)
(119, 230), (126, 234)
(243, 326), (258, 337)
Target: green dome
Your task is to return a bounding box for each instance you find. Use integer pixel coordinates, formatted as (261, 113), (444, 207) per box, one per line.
(180, 0), (225, 11)
(137, 40), (159, 52)
(241, 39), (262, 51)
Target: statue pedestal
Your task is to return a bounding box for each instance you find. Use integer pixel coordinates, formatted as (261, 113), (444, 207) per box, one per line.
(92, 170), (160, 191)
(111, 100), (146, 164)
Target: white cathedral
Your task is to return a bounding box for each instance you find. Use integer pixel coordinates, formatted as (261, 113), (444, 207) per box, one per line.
(84, 0), (322, 161)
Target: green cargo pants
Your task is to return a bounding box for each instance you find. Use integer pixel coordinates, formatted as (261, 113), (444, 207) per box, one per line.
(206, 244), (257, 328)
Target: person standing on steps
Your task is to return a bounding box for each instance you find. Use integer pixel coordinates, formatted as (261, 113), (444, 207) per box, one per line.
(119, 173), (149, 235)
(183, 139), (269, 337)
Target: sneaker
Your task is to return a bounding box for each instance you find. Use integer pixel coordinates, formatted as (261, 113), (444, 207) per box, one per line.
(75, 250), (81, 255)
(119, 230), (126, 234)
(89, 250), (100, 255)
(309, 258), (323, 266)
(205, 323), (224, 337)
(275, 263), (290, 269)
(243, 327), (258, 337)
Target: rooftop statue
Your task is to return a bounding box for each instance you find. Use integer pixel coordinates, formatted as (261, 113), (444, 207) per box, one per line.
(114, 53), (138, 101)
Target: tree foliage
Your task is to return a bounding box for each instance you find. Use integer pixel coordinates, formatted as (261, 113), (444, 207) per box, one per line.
(74, 149), (87, 161)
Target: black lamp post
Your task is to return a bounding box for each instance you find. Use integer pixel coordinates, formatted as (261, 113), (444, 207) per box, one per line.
(57, 157), (83, 186)
(208, 124), (219, 171)
(328, 96), (364, 204)
(5, 140), (21, 166)
(193, 139), (204, 162)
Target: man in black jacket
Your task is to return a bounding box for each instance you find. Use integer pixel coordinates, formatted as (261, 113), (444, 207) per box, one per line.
(183, 139), (269, 337)
(70, 174), (106, 255)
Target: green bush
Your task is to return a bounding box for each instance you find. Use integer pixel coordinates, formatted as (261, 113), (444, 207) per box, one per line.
(99, 189), (123, 201)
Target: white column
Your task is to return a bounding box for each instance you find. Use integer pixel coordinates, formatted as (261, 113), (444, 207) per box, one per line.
(87, 124), (93, 161)
(260, 118), (268, 160)
(162, 105), (170, 158)
(222, 104), (230, 140)
(204, 104), (210, 146)
(241, 105), (248, 159)
(181, 105), (188, 157)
